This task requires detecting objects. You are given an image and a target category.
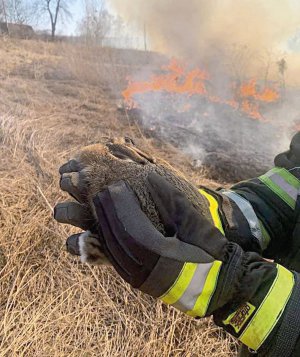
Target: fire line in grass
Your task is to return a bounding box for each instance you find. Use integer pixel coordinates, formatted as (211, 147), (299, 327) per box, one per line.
(123, 59), (280, 121)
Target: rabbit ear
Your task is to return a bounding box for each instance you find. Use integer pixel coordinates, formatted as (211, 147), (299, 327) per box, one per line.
(129, 143), (156, 164)
(123, 136), (157, 164)
(107, 142), (156, 165)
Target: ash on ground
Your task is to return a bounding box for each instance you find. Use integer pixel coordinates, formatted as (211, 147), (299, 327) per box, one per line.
(123, 93), (290, 182)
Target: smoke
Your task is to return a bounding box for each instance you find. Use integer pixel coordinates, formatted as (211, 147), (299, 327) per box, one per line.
(110, 0), (300, 52)
(111, 0), (300, 78)
(110, 0), (300, 181)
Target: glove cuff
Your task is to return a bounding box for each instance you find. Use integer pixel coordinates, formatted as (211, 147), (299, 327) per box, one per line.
(261, 271), (300, 357)
(207, 242), (244, 315)
(215, 262), (295, 353)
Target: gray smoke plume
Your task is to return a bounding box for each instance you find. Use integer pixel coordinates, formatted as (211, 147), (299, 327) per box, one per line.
(111, 0), (300, 181)
(111, 0), (300, 77)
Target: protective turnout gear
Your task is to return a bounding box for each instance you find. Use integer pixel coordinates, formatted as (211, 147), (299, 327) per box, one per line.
(227, 132), (300, 271)
(206, 134), (300, 356)
(54, 134), (300, 267)
(92, 173), (300, 356)
(54, 132), (300, 357)
(230, 167), (300, 259)
(197, 133), (300, 268)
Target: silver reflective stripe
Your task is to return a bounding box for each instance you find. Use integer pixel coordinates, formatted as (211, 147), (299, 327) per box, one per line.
(223, 190), (265, 250)
(172, 262), (213, 313)
(264, 171), (298, 202)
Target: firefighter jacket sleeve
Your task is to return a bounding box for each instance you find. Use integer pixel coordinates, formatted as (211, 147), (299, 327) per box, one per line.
(222, 132), (300, 264)
(227, 165), (300, 261)
(92, 173), (300, 357)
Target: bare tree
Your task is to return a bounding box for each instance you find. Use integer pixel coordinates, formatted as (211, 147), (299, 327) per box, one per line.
(0, 0), (7, 22)
(226, 44), (256, 83)
(79, 0), (113, 46)
(0, 0), (28, 24)
(0, 0), (34, 24)
(277, 57), (287, 99)
(33, 0), (72, 39)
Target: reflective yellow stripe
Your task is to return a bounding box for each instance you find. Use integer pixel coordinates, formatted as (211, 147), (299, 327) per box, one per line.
(161, 190), (224, 317)
(272, 167), (300, 189)
(259, 168), (300, 209)
(161, 263), (197, 305)
(199, 189), (225, 234)
(187, 260), (222, 317)
(240, 264), (295, 350)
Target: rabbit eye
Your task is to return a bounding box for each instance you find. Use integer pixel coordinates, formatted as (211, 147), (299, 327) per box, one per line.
(124, 137), (135, 146)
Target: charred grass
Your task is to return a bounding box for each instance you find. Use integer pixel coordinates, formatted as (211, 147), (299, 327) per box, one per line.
(0, 37), (236, 356)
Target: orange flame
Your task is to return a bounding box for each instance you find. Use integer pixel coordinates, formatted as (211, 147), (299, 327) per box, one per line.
(235, 79), (279, 120)
(239, 79), (279, 102)
(122, 59), (280, 121)
(122, 58), (209, 108)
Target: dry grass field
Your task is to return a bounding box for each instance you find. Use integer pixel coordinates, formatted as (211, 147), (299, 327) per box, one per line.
(0, 37), (236, 356)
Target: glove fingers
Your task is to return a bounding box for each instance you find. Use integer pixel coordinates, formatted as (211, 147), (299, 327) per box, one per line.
(274, 151), (297, 170)
(54, 201), (95, 230)
(66, 233), (82, 255)
(59, 159), (81, 174)
(60, 172), (87, 203)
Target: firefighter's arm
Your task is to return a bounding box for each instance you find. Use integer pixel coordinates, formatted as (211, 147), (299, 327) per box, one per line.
(225, 133), (300, 259)
(92, 173), (300, 357)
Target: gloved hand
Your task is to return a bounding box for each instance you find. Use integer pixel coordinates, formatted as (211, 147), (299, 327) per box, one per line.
(53, 158), (108, 265)
(53, 137), (214, 265)
(275, 132), (300, 169)
(91, 173), (300, 356)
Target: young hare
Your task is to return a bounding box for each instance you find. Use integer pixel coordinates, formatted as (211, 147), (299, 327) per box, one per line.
(57, 137), (212, 265)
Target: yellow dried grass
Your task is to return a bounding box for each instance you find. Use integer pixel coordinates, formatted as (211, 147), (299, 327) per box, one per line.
(0, 37), (236, 356)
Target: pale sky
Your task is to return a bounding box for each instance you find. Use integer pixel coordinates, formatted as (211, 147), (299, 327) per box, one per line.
(56, 0), (82, 36)
(57, 0), (116, 36)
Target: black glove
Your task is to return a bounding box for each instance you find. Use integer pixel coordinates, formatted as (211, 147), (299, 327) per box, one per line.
(275, 132), (300, 169)
(92, 172), (300, 356)
(54, 159), (108, 265)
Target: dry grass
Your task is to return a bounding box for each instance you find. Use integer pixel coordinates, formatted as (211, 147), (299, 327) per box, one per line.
(0, 37), (236, 356)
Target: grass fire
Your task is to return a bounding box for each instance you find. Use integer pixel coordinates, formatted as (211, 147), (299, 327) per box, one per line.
(123, 58), (280, 120)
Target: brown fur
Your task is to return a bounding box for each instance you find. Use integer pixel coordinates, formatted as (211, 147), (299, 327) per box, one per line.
(75, 137), (211, 235)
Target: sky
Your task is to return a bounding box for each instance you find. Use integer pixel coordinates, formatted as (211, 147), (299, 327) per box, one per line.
(57, 0), (82, 36)
(56, 0), (118, 36)
(54, 0), (145, 49)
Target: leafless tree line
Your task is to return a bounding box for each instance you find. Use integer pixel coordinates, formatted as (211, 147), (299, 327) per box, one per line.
(78, 0), (125, 46)
(0, 0), (126, 43)
(0, 0), (73, 38)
